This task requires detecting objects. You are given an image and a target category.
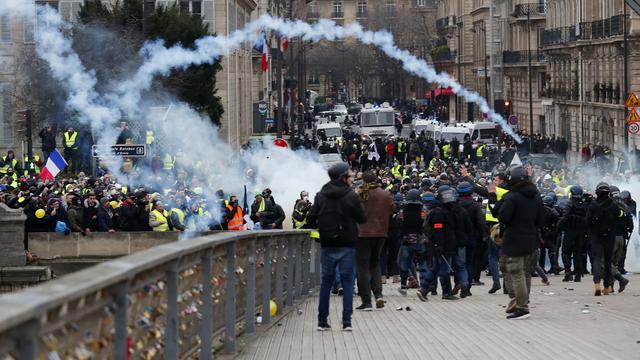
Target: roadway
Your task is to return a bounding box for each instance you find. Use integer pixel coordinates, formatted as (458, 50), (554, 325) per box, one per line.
(233, 274), (640, 360)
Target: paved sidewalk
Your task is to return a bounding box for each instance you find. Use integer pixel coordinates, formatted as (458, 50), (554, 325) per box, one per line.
(234, 274), (640, 360)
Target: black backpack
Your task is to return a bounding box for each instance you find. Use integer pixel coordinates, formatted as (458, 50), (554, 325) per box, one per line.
(317, 194), (347, 242)
(588, 202), (615, 237)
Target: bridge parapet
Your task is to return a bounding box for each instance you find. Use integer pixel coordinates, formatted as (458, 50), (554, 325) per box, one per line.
(0, 230), (319, 359)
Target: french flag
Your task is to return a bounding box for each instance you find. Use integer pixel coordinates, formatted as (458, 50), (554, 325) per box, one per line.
(254, 32), (269, 72)
(39, 149), (68, 180)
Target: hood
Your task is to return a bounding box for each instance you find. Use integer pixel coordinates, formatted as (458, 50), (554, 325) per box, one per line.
(509, 181), (539, 199)
(319, 180), (352, 199)
(83, 198), (99, 208)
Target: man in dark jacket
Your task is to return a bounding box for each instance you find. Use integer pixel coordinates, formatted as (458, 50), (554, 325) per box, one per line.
(457, 182), (485, 296)
(557, 185), (589, 282)
(587, 183), (620, 296)
(397, 189), (429, 299)
(422, 185), (459, 300)
(38, 125), (56, 165)
(496, 165), (543, 319)
(355, 171), (394, 310)
(118, 193), (147, 231)
(307, 162), (366, 331)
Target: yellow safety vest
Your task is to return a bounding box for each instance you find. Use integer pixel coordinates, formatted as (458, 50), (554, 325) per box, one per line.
(0, 157), (17, 174)
(64, 132), (78, 149)
(163, 154), (174, 171)
(151, 209), (170, 232)
(428, 158), (438, 172)
(442, 144), (451, 159)
(476, 144), (485, 158)
(171, 208), (186, 225)
(310, 229), (320, 239)
(391, 165), (402, 179)
(146, 130), (155, 145)
(485, 186), (509, 223)
(226, 205), (244, 231)
(398, 141), (406, 153)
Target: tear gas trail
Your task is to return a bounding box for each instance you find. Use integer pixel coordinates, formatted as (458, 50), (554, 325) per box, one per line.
(113, 15), (521, 142)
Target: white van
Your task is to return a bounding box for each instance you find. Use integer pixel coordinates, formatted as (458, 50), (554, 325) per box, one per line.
(316, 122), (343, 141)
(412, 118), (441, 139)
(440, 125), (470, 143)
(463, 122), (499, 144)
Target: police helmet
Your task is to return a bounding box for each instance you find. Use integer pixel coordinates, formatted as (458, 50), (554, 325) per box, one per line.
(456, 181), (473, 196)
(393, 192), (403, 204)
(595, 182), (610, 195)
(543, 195), (555, 206)
(569, 185), (583, 198)
(328, 162), (350, 180)
(620, 190), (631, 201)
(609, 185), (620, 198)
(437, 185), (456, 204)
(422, 192), (435, 203)
(405, 189), (422, 205)
(506, 165), (529, 184)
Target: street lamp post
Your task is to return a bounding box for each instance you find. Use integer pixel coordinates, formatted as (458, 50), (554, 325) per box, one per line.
(527, 7), (534, 153)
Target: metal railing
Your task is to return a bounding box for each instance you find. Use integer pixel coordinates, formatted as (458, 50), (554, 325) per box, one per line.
(356, 11), (367, 18)
(436, 15), (456, 31)
(579, 14), (626, 40)
(331, 11), (344, 19)
(541, 26), (577, 46)
(513, 3), (547, 17)
(0, 230), (319, 359)
(502, 50), (546, 64)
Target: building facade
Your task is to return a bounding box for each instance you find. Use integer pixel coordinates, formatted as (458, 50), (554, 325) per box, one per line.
(542, 0), (640, 156)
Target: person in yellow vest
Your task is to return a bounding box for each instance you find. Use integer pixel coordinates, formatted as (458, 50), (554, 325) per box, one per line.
(224, 195), (245, 231)
(396, 139), (407, 165)
(442, 142), (452, 160)
(292, 191), (311, 229)
(63, 126), (79, 173)
(169, 196), (187, 231)
(149, 200), (173, 231)
(476, 143), (486, 162)
(23, 155), (40, 177)
(391, 162), (404, 179)
(162, 153), (174, 173)
(0, 150), (19, 175)
(480, 172), (509, 294)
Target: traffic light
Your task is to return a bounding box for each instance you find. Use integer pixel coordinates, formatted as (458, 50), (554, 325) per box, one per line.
(503, 100), (512, 117)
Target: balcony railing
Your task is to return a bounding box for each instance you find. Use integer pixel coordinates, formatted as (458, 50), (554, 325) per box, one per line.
(542, 14), (628, 47)
(436, 15), (456, 31)
(541, 26), (577, 46)
(356, 10), (367, 18)
(331, 11), (344, 18)
(502, 50), (546, 64)
(580, 14), (625, 40)
(513, 3), (547, 17)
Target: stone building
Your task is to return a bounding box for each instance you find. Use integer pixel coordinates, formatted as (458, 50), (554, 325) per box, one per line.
(542, 0), (640, 155)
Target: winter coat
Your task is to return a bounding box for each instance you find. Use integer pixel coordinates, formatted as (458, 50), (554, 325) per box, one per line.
(458, 196), (485, 240)
(423, 203), (457, 256)
(496, 181), (543, 257)
(118, 200), (148, 231)
(307, 180), (367, 248)
(83, 199), (99, 230)
(38, 128), (56, 152)
(97, 206), (114, 232)
(358, 186), (394, 238)
(67, 205), (85, 232)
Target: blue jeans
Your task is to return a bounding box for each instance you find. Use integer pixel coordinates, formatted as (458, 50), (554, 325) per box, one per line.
(318, 247), (356, 326)
(454, 246), (469, 289)
(398, 243), (429, 291)
(426, 255), (453, 295)
(488, 241), (502, 286)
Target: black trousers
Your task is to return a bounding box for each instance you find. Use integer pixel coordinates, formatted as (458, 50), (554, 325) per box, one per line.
(356, 237), (386, 304)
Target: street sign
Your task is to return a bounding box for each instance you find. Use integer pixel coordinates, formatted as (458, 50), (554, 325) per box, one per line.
(628, 122), (640, 134)
(508, 115), (518, 125)
(625, 92), (640, 108)
(92, 144), (146, 158)
(273, 138), (289, 148)
(626, 108), (640, 123)
(258, 101), (268, 116)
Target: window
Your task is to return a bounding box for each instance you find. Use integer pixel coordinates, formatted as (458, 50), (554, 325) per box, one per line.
(0, 15), (11, 43)
(357, 0), (367, 15)
(332, 1), (343, 18)
(24, 15), (35, 43)
(308, 1), (318, 13)
(385, 0), (396, 16)
(0, 83), (14, 146)
(179, 1), (201, 16)
(417, 0), (426, 6)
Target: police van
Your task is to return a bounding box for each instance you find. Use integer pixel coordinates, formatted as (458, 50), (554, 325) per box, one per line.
(359, 102), (395, 140)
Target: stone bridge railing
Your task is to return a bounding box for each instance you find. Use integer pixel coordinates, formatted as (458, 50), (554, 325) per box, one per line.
(0, 230), (320, 359)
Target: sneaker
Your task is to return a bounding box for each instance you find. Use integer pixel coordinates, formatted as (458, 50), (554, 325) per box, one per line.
(488, 283), (501, 294)
(331, 288), (338, 295)
(506, 309), (530, 320)
(618, 277), (629, 293)
(342, 323), (353, 332)
(417, 289), (428, 302)
(574, 275), (581, 282)
(407, 276), (419, 289)
(317, 323), (331, 331)
(375, 298), (385, 309)
(356, 303), (373, 311)
(542, 279), (550, 286)
(337, 288), (344, 296)
(442, 294), (459, 301)
(392, 275), (401, 283)
(562, 274), (572, 282)
(460, 287), (471, 298)
(398, 287), (408, 296)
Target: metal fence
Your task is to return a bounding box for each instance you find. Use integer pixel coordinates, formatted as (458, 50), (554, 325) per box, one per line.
(0, 230), (319, 360)
(502, 50), (546, 64)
